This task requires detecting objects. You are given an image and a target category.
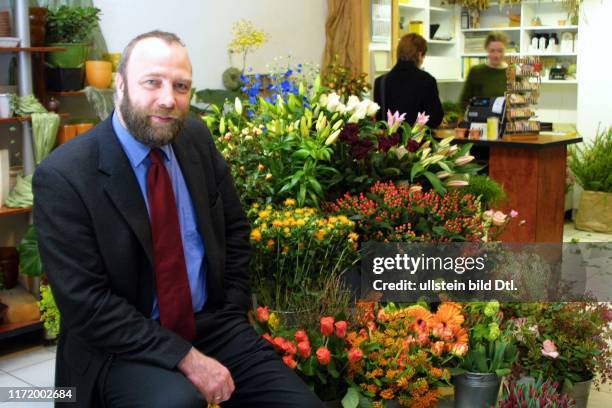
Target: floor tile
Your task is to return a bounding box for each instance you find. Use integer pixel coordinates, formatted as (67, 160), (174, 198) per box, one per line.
(0, 372), (32, 402)
(0, 347), (55, 373)
(6, 359), (55, 387)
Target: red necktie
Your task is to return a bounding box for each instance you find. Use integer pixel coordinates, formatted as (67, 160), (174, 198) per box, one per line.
(146, 149), (196, 341)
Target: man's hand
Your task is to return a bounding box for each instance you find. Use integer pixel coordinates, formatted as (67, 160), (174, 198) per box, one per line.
(178, 347), (235, 403)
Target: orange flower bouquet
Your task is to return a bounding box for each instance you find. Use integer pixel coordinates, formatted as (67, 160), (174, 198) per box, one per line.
(343, 302), (469, 408)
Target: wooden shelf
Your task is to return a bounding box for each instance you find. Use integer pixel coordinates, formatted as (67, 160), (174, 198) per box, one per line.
(0, 46), (65, 53)
(0, 113), (69, 124)
(49, 88), (113, 97)
(462, 27), (521, 32)
(0, 320), (43, 340)
(524, 25), (579, 31)
(0, 206), (32, 217)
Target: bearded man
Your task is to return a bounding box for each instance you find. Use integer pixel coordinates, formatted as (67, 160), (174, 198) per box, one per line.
(33, 31), (323, 408)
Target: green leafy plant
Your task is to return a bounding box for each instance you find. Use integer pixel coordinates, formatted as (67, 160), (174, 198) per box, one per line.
(505, 302), (612, 390)
(441, 101), (463, 129)
(462, 175), (506, 208)
(322, 55), (371, 98)
(46, 6), (101, 44)
(38, 284), (61, 339)
(568, 127), (612, 193)
(453, 301), (518, 377)
(16, 225), (43, 277)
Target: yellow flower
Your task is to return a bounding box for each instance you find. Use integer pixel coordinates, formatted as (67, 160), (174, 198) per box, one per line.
(272, 220), (283, 228)
(283, 227), (290, 236)
(314, 229), (327, 241)
(250, 229), (262, 242)
(348, 232), (359, 242)
(338, 215), (350, 224)
(328, 216), (338, 224)
(258, 210), (271, 219)
(282, 246), (289, 254)
(252, 203), (260, 209)
(266, 239), (275, 249)
(268, 312), (280, 331)
(296, 219), (306, 227)
(284, 198), (297, 207)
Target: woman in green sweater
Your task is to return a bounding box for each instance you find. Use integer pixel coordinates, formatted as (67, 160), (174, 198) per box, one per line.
(460, 32), (509, 108)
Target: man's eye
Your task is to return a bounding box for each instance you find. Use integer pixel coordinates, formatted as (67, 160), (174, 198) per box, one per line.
(176, 83), (189, 92)
(144, 79), (158, 86)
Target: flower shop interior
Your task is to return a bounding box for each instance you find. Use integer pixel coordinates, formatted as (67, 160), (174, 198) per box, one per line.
(0, 0), (611, 407)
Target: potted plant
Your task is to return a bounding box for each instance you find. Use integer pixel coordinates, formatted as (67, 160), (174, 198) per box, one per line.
(16, 224), (44, 297)
(452, 301), (518, 408)
(506, 302), (612, 408)
(498, 376), (576, 408)
(253, 307), (352, 406)
(569, 127), (612, 233)
(344, 302), (467, 407)
(45, 5), (101, 91)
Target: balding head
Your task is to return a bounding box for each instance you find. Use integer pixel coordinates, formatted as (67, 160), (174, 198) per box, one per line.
(115, 31), (193, 148)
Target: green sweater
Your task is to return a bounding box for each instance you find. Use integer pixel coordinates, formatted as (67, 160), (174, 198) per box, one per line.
(459, 64), (507, 108)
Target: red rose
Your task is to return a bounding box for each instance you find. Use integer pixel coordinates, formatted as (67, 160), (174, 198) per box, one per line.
(262, 333), (274, 344)
(294, 330), (309, 343)
(282, 355), (297, 369)
(316, 347), (331, 365)
(348, 347), (363, 362)
(297, 341), (312, 358)
(256, 306), (269, 322)
(272, 336), (286, 351)
(320, 317), (335, 336)
(281, 340), (297, 356)
(334, 321), (348, 338)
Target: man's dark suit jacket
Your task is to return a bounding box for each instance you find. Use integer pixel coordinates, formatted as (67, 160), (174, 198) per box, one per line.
(32, 116), (252, 407)
(374, 59), (444, 129)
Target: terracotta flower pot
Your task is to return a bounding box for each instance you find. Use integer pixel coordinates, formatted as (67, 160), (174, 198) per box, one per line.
(85, 60), (113, 89)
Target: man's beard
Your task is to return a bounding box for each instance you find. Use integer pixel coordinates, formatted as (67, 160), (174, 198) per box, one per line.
(119, 88), (186, 148)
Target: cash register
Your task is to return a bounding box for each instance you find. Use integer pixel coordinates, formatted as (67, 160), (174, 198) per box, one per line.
(464, 96), (506, 139)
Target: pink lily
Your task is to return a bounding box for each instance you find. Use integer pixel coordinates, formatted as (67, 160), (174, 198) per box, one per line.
(510, 209), (519, 218)
(387, 110), (406, 133)
(412, 112), (430, 135)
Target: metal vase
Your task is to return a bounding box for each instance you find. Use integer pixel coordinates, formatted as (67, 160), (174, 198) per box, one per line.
(563, 378), (592, 408)
(453, 372), (502, 408)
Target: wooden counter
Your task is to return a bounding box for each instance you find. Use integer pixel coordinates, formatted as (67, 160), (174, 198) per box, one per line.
(435, 130), (583, 243)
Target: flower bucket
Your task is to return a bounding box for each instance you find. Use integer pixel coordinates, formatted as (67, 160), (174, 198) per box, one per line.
(562, 378), (592, 408)
(453, 372), (501, 408)
(575, 190), (612, 233)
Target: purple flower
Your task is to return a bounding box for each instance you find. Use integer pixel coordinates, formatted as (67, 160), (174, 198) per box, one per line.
(377, 132), (401, 153)
(407, 139), (420, 153)
(339, 123), (361, 144)
(351, 139), (374, 160)
(387, 110), (406, 129)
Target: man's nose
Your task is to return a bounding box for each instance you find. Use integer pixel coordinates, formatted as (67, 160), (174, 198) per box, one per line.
(157, 83), (176, 110)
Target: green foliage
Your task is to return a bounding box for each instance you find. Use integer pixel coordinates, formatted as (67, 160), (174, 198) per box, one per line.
(568, 127), (612, 192)
(16, 225), (43, 277)
(46, 6), (101, 44)
(38, 284), (60, 339)
(461, 175), (506, 208)
(453, 301), (518, 376)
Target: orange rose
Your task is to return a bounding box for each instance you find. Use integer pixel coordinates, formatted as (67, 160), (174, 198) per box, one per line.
(297, 341), (312, 358)
(281, 340), (297, 356)
(256, 306), (269, 322)
(316, 347), (331, 365)
(320, 317), (335, 336)
(334, 321), (348, 338)
(282, 355), (297, 369)
(348, 347), (363, 362)
(294, 330), (309, 343)
(272, 336), (286, 351)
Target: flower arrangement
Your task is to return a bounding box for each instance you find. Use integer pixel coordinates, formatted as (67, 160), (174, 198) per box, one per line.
(254, 309), (353, 402)
(227, 19), (268, 71)
(454, 301), (519, 377)
(345, 302), (468, 407)
(327, 181), (487, 242)
(322, 55), (371, 98)
(331, 108), (482, 196)
(498, 376), (576, 408)
(249, 200), (359, 324)
(506, 302), (612, 390)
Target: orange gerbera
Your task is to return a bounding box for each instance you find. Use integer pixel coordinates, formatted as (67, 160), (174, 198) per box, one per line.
(432, 302), (464, 331)
(452, 326), (469, 344)
(405, 305), (433, 330)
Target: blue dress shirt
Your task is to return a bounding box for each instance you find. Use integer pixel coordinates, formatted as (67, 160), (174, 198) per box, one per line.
(112, 111), (207, 319)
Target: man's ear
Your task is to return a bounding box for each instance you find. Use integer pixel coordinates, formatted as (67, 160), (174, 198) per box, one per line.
(115, 73), (125, 98)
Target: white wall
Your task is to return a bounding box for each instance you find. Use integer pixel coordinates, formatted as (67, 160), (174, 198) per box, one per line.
(576, 0), (612, 141)
(93, 0), (327, 90)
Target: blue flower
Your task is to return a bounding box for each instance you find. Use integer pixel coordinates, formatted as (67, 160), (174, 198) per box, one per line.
(247, 109), (255, 118)
(284, 69), (293, 78)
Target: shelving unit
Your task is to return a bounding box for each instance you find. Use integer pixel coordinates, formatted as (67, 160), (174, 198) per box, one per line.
(0, 113), (69, 124)
(365, 0), (579, 125)
(0, 206), (32, 217)
(0, 46), (65, 53)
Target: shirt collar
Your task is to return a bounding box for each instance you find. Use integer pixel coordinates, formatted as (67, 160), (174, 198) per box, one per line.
(112, 110), (172, 168)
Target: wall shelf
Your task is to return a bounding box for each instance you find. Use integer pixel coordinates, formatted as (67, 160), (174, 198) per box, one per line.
(523, 25), (578, 31)
(461, 27), (521, 32)
(0, 206), (32, 217)
(0, 113), (69, 124)
(0, 46), (65, 53)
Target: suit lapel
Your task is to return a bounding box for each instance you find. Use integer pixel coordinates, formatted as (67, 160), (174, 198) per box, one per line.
(97, 118), (154, 267)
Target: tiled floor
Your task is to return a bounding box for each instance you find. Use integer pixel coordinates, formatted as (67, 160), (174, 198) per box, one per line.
(0, 222), (610, 406)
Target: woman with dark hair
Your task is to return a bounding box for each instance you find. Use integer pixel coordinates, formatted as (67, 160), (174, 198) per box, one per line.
(373, 33), (444, 128)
